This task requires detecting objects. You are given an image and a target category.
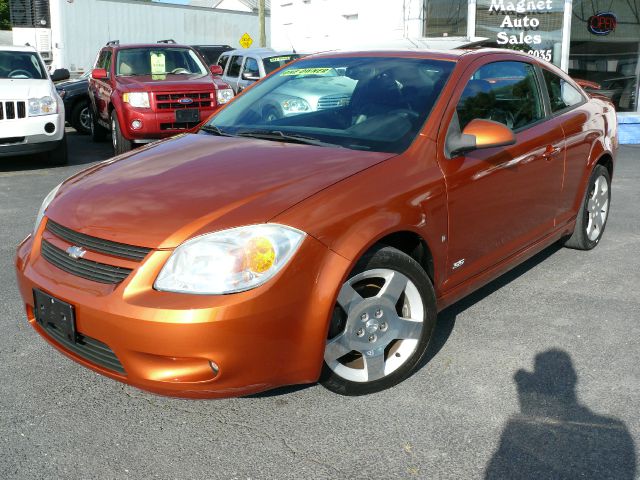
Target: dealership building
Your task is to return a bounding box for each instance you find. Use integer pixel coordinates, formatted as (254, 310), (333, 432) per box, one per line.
(272, 0), (640, 143)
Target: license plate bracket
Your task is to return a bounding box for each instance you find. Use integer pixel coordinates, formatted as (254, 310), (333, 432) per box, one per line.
(175, 108), (200, 123)
(33, 289), (76, 344)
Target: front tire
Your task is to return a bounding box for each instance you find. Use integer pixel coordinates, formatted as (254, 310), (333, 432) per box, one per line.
(320, 246), (437, 396)
(70, 100), (91, 135)
(111, 110), (132, 155)
(90, 109), (108, 142)
(565, 164), (611, 250)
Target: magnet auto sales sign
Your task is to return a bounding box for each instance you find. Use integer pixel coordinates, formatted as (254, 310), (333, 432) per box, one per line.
(587, 12), (617, 35)
(476, 0), (565, 65)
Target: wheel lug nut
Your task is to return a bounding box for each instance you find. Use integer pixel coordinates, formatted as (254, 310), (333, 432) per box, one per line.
(368, 334), (377, 343)
(356, 328), (364, 337)
(361, 313), (369, 322)
(375, 309), (383, 318)
(380, 322), (387, 331)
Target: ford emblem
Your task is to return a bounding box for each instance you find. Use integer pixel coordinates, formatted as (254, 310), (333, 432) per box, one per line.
(178, 97), (194, 104)
(66, 246), (87, 260)
(588, 12), (617, 36)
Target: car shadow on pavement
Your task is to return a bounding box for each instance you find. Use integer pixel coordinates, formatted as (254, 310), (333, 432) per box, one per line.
(0, 130), (112, 173)
(484, 349), (636, 479)
(421, 241), (565, 367)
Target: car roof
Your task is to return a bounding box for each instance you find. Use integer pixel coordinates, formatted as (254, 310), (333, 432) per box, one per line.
(0, 45), (38, 53)
(221, 48), (298, 59)
(299, 48), (544, 62)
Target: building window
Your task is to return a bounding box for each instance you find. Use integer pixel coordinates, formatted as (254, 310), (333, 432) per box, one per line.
(568, 0), (640, 112)
(424, 0), (467, 37)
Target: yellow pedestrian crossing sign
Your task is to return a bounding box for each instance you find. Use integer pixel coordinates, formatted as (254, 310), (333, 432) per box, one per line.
(239, 33), (253, 49)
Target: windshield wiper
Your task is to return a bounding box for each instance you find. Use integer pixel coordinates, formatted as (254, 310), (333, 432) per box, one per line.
(200, 125), (235, 137)
(236, 129), (341, 148)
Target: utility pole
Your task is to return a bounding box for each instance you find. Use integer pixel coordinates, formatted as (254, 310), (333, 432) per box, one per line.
(259, 0), (266, 47)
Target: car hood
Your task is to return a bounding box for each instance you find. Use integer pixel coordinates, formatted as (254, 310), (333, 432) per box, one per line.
(116, 73), (218, 90)
(0, 78), (54, 100)
(46, 134), (394, 249)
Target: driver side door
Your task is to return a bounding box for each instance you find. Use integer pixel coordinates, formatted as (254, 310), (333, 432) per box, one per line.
(437, 58), (566, 291)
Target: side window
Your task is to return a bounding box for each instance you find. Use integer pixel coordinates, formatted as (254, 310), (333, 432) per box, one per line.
(103, 51), (112, 73)
(217, 54), (230, 71)
(95, 50), (108, 69)
(542, 69), (584, 113)
(227, 55), (243, 78)
(456, 61), (544, 131)
(243, 57), (259, 77)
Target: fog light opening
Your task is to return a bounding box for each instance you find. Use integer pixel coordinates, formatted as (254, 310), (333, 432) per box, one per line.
(131, 120), (143, 130)
(44, 123), (55, 134)
(209, 360), (219, 377)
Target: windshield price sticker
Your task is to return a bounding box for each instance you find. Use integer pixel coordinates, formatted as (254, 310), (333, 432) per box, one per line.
(150, 53), (166, 75)
(282, 68), (332, 76)
(270, 56), (292, 63)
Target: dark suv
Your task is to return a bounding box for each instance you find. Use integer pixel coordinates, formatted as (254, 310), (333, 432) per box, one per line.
(89, 40), (233, 154)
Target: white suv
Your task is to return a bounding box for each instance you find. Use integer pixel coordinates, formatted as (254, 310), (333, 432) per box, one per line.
(0, 46), (69, 164)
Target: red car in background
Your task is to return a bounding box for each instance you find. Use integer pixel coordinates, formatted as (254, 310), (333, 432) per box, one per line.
(89, 40), (233, 154)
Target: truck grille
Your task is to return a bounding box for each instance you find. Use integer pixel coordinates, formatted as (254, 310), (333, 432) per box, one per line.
(155, 92), (213, 110)
(0, 101), (27, 120)
(317, 94), (350, 110)
(41, 220), (152, 284)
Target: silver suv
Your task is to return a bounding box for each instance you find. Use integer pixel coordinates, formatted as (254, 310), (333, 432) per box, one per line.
(217, 48), (301, 93)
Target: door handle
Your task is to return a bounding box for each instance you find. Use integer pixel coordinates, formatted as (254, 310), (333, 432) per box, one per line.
(542, 145), (561, 160)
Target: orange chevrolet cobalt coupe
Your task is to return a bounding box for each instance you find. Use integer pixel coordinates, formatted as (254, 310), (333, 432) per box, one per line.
(15, 49), (617, 398)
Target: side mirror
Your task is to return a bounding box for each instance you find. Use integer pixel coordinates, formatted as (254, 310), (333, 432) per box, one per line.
(209, 65), (223, 75)
(241, 72), (260, 81)
(91, 68), (108, 80)
(50, 68), (70, 82)
(448, 119), (515, 156)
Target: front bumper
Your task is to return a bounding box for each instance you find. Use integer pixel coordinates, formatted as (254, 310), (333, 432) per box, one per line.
(15, 223), (349, 398)
(119, 105), (220, 141)
(0, 113), (65, 158)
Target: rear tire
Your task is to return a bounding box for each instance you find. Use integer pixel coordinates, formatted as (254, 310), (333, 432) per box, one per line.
(90, 108), (108, 142)
(111, 110), (132, 155)
(564, 164), (611, 250)
(320, 246), (437, 396)
(46, 134), (68, 166)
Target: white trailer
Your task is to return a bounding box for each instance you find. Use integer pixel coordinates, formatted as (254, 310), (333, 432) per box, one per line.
(11, 0), (270, 73)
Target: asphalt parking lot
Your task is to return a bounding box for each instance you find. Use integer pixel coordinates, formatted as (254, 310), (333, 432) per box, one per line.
(1, 131), (639, 479)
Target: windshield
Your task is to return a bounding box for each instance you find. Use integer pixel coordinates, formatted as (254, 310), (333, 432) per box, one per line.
(116, 47), (207, 76)
(204, 56), (454, 153)
(0, 51), (47, 79)
(263, 54), (303, 75)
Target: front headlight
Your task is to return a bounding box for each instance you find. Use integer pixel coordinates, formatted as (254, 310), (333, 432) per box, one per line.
(281, 97), (310, 113)
(216, 88), (234, 105)
(154, 224), (305, 294)
(123, 92), (150, 108)
(28, 96), (57, 116)
(34, 183), (62, 236)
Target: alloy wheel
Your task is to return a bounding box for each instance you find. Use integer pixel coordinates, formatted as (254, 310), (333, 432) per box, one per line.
(586, 174), (609, 241)
(324, 268), (424, 383)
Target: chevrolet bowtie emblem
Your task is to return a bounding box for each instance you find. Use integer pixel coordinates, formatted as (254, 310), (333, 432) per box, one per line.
(66, 245), (87, 259)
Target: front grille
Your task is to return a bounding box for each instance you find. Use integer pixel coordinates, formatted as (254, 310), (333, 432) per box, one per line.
(0, 101), (27, 120)
(41, 240), (133, 284)
(0, 137), (25, 145)
(317, 94), (350, 110)
(41, 322), (126, 375)
(160, 121), (200, 131)
(46, 220), (151, 261)
(155, 92), (213, 110)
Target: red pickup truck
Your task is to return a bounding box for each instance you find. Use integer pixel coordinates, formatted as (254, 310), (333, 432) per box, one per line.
(89, 40), (233, 154)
